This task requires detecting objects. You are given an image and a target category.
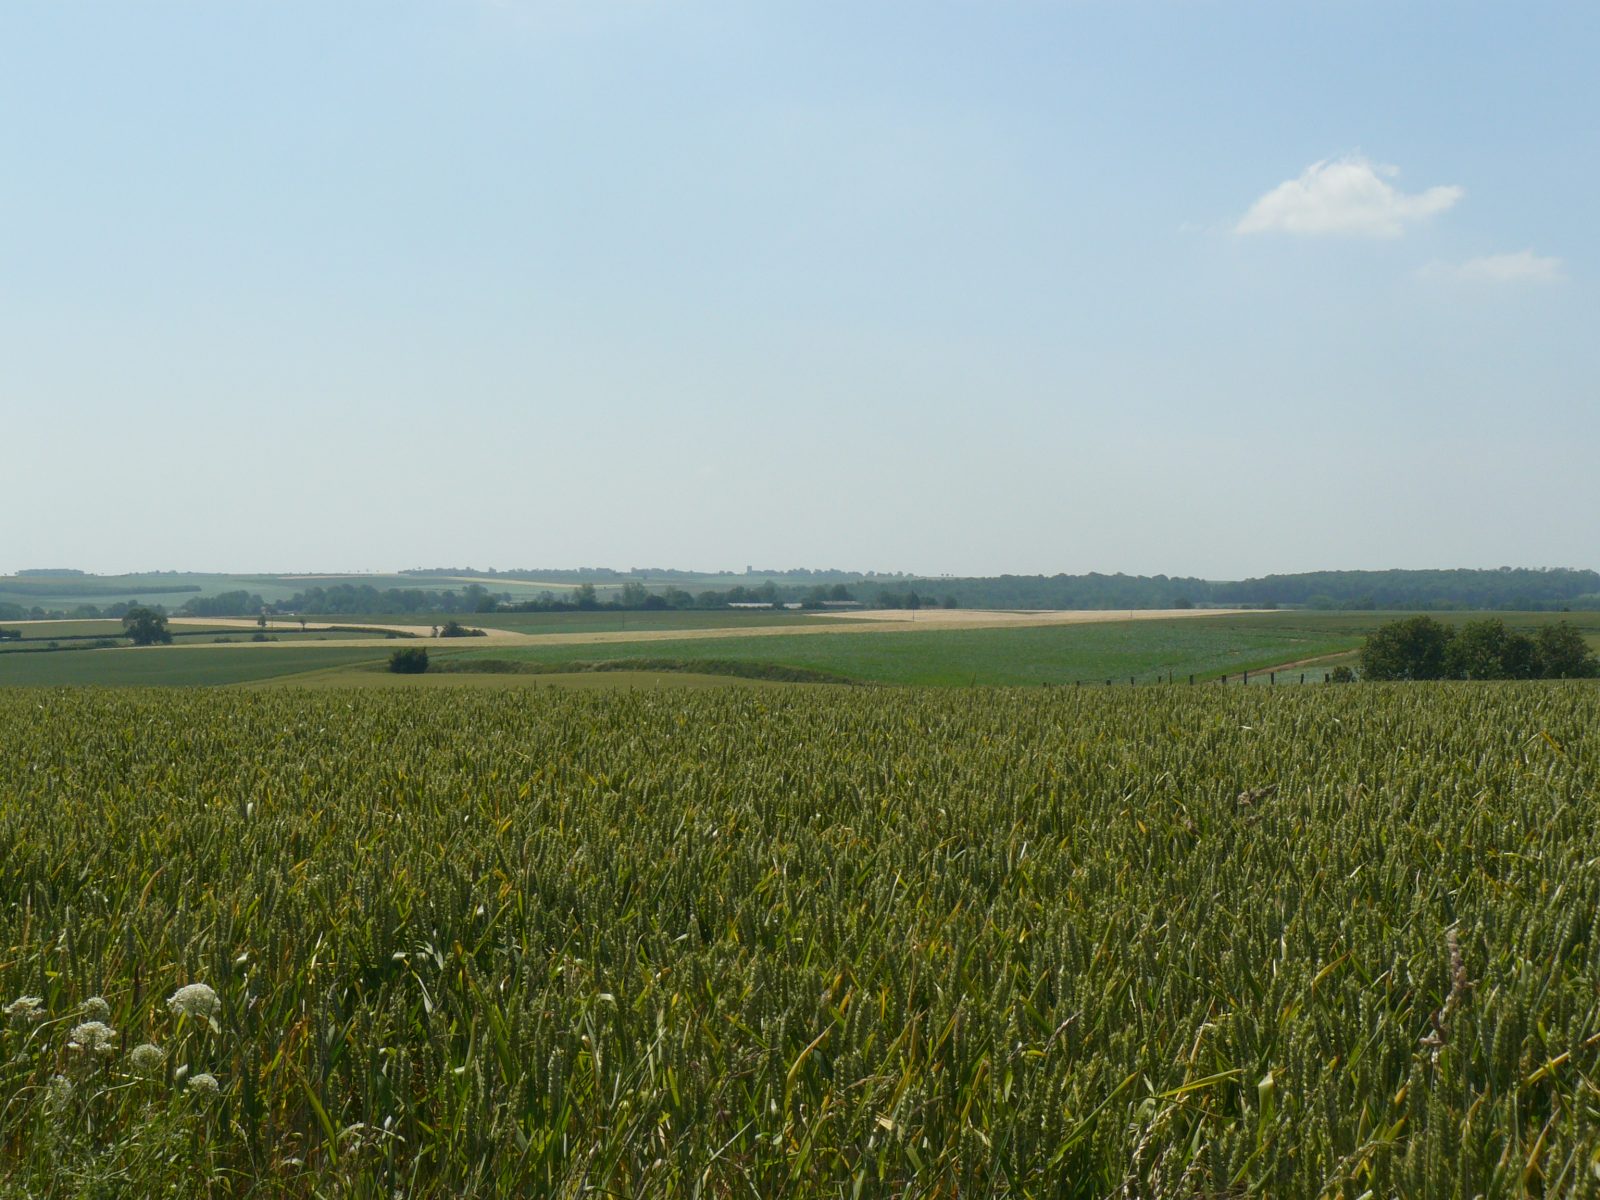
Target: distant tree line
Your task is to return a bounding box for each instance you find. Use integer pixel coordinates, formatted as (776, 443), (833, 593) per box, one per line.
(0, 598), (164, 622)
(501, 581), (820, 613)
(497, 581), (958, 613)
(401, 566), (899, 584)
(263, 583), (491, 616)
(1216, 567), (1600, 611)
(923, 568), (1600, 612)
(7, 566), (1599, 621)
(1359, 616), (1600, 681)
(179, 590), (268, 617)
(360, 567), (1600, 613)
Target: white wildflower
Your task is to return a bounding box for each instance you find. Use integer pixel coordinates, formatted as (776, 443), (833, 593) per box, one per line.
(4, 995), (44, 1023)
(186, 1071), (221, 1097)
(166, 983), (222, 1032)
(81, 996), (112, 1023)
(67, 1020), (119, 1056)
(127, 1042), (165, 1075)
(46, 1074), (74, 1111)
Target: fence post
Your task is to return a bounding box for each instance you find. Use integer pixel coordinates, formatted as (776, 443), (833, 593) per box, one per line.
(1243, 671), (1249, 685)
(1220, 674), (1227, 684)
(1270, 672), (1275, 686)
(1188, 674), (1194, 685)
(1299, 673), (1304, 685)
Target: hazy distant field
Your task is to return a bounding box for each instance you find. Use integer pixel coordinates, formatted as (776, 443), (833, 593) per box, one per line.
(3, 610), (1596, 689)
(0, 570), (876, 613)
(0, 620), (385, 644)
(439, 616), (1351, 686)
(0, 573), (309, 610)
(332, 609), (851, 634)
(0, 644), (391, 687)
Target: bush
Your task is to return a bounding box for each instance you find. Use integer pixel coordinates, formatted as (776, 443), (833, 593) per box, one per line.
(1532, 621), (1600, 678)
(388, 647), (429, 674)
(438, 621), (487, 638)
(1359, 616), (1454, 680)
(1328, 665), (1356, 684)
(1445, 619), (1535, 681)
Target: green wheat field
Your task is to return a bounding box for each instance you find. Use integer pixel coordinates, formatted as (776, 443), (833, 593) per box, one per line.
(2, 683), (1597, 1197)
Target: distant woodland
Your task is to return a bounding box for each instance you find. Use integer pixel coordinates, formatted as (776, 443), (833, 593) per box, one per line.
(930, 567), (1600, 612)
(2, 567), (1595, 621)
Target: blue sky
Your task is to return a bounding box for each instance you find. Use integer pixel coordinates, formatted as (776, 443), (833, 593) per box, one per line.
(3, 1), (1595, 578)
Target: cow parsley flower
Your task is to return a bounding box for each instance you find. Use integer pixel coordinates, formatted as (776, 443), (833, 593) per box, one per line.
(127, 1042), (165, 1075)
(81, 996), (112, 1023)
(166, 983), (221, 1032)
(68, 1021), (118, 1056)
(45, 1074), (74, 1111)
(4, 995), (44, 1023)
(186, 1071), (221, 1097)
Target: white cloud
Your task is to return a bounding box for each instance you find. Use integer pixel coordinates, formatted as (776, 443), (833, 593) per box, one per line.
(1236, 155), (1463, 237)
(1449, 250), (1565, 284)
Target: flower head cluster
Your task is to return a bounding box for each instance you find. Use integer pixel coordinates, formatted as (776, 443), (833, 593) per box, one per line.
(4, 995), (44, 1023)
(81, 996), (112, 1023)
(67, 1021), (119, 1057)
(166, 983), (221, 1032)
(186, 1071), (221, 1098)
(45, 1074), (74, 1111)
(127, 1042), (165, 1076)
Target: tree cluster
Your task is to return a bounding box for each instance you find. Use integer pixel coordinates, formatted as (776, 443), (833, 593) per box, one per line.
(120, 607), (172, 646)
(1359, 616), (1599, 681)
(0, 599), (165, 622)
(268, 583), (489, 616)
(179, 590), (267, 617)
(502, 581), (866, 614)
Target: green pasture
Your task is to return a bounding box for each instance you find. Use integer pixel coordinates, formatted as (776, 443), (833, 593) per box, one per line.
(336, 609), (847, 634)
(0, 573), (275, 610)
(0, 620), (135, 640)
(0, 645), (391, 687)
(0, 575), (206, 610)
(0, 621), (253, 642)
